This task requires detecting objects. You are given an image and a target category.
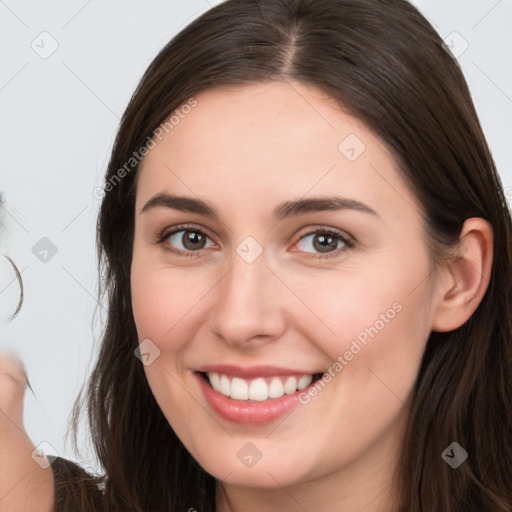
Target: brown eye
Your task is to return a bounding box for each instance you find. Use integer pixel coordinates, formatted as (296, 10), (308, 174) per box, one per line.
(171, 230), (208, 251)
(158, 225), (216, 256)
(294, 228), (354, 258)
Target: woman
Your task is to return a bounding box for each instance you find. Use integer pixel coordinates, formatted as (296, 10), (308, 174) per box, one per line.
(2, 0), (511, 510)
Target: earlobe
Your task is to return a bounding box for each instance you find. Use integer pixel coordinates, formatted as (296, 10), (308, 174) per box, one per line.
(431, 218), (494, 333)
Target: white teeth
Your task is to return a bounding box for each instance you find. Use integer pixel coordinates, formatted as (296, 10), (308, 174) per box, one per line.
(209, 372), (220, 390)
(297, 375), (313, 390)
(268, 377), (284, 398)
(284, 376), (297, 394)
(219, 374), (230, 396)
(249, 378), (268, 401)
(230, 377), (249, 400)
(206, 372), (316, 401)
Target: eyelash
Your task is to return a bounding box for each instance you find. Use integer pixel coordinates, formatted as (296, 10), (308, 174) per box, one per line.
(155, 223), (355, 259)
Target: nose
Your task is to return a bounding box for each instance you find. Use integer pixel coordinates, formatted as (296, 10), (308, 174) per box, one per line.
(209, 247), (288, 349)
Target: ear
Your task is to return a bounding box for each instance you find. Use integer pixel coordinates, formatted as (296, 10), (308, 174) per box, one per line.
(431, 217), (494, 333)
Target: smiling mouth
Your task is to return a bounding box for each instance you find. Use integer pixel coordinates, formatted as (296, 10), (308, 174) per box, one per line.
(198, 371), (324, 402)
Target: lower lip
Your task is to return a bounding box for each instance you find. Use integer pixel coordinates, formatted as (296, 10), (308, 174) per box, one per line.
(195, 373), (314, 425)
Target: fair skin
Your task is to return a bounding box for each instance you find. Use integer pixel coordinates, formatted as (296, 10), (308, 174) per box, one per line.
(0, 355), (54, 512)
(0, 80), (492, 512)
(131, 80), (493, 511)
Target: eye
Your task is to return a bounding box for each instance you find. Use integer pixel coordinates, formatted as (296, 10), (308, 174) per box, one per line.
(156, 224), (354, 259)
(293, 227), (354, 259)
(157, 224), (216, 257)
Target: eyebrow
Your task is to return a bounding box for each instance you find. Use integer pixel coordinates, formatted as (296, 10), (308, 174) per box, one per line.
(140, 193), (379, 220)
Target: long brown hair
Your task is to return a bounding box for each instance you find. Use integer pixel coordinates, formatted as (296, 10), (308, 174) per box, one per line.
(60, 0), (512, 510)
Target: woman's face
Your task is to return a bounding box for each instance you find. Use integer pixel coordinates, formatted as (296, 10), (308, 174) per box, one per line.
(131, 80), (439, 490)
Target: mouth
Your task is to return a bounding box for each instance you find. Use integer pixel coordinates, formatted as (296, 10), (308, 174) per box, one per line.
(197, 371), (324, 402)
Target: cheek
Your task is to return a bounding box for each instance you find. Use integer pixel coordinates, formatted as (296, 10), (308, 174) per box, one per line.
(286, 249), (433, 402)
(131, 259), (209, 344)
(131, 242), (433, 366)
(130, 260), (208, 429)
(288, 256), (429, 352)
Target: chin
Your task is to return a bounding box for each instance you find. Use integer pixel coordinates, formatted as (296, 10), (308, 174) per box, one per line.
(191, 444), (317, 490)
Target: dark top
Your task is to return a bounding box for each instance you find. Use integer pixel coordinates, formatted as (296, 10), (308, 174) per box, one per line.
(50, 455), (104, 511)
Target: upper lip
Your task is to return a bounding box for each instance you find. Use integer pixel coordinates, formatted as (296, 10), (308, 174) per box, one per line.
(196, 364), (323, 379)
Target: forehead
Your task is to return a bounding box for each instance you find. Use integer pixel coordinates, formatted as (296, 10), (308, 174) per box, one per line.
(135, 81), (417, 221)
(143, 80), (365, 164)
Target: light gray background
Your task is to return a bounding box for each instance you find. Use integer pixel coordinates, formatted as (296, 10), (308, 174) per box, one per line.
(1, 0), (511, 475)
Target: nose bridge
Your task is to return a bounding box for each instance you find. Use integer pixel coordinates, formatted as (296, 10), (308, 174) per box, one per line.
(209, 239), (286, 346)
